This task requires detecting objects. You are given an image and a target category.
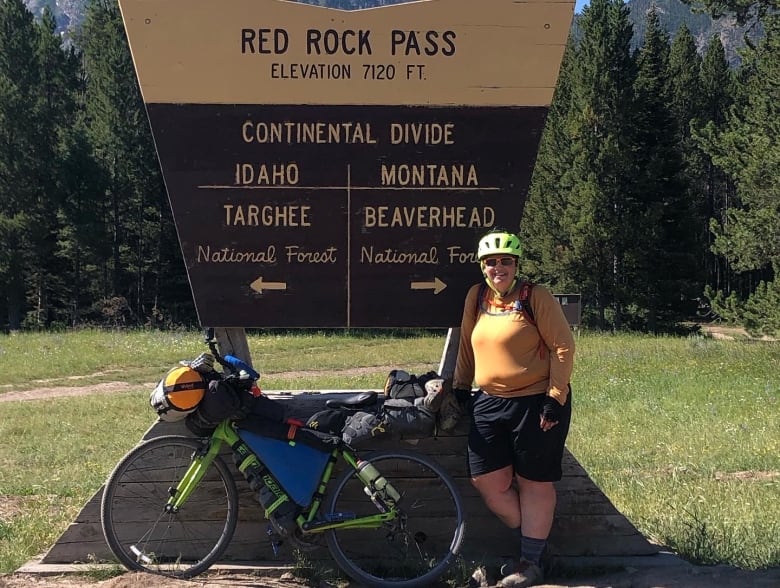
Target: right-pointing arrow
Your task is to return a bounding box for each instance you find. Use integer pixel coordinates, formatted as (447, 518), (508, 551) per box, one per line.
(250, 277), (287, 294)
(411, 277), (447, 295)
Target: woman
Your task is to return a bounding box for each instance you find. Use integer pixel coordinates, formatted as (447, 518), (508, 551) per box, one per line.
(453, 229), (575, 588)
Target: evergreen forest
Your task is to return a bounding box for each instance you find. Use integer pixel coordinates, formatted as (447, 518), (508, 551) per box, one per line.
(1, 0), (778, 335)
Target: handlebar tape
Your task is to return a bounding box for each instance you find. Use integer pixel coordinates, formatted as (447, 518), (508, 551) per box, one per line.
(223, 354), (260, 380)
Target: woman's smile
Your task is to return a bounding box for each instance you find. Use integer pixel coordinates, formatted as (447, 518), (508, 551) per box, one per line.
(483, 256), (517, 294)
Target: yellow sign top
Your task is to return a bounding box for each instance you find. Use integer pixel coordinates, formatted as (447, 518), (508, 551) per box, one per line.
(119, 0), (574, 106)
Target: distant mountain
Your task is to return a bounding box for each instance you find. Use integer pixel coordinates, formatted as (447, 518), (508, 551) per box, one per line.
(22, 0), (425, 37)
(26, 0), (754, 66)
(625, 0), (755, 65)
(24, 0), (84, 36)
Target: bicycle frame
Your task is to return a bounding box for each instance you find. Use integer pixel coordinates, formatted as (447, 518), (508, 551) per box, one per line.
(166, 420), (397, 532)
(299, 448), (397, 533)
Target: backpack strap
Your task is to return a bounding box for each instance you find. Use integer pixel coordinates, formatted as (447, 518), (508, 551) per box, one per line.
(517, 282), (536, 326)
(476, 281), (536, 326)
(518, 282), (545, 358)
(476, 283), (487, 317)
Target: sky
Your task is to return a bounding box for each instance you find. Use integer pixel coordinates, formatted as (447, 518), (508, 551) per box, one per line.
(576, 0), (589, 13)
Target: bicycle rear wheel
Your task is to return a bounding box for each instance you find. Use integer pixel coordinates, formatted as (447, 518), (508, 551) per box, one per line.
(325, 449), (466, 588)
(101, 435), (238, 578)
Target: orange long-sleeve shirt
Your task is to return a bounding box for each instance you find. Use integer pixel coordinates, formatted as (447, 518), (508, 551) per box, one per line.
(453, 282), (575, 405)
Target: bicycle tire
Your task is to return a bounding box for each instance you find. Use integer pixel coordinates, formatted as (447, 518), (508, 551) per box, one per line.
(101, 435), (239, 578)
(324, 448), (466, 588)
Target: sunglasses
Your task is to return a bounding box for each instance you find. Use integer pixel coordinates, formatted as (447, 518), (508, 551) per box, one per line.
(483, 257), (516, 267)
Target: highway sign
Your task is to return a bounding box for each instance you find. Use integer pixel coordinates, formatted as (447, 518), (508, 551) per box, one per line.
(119, 0), (574, 327)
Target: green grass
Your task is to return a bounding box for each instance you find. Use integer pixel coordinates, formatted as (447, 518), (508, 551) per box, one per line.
(0, 329), (778, 573)
(0, 391), (153, 572)
(568, 332), (780, 570)
(0, 328), (445, 391)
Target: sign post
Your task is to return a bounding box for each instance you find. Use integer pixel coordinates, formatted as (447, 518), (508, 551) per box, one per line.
(118, 0), (574, 328)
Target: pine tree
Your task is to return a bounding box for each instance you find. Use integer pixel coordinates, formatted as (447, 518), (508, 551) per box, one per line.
(0, 0), (44, 329)
(701, 15), (780, 335)
(631, 9), (698, 329)
(57, 119), (111, 326)
(667, 25), (710, 296)
(563, 0), (638, 328)
(693, 35), (735, 292)
(521, 37), (577, 292)
(78, 0), (172, 324)
(667, 25), (703, 148)
(27, 7), (81, 327)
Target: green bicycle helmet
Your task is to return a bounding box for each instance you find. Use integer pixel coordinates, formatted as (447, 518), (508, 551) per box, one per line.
(477, 229), (522, 296)
(477, 230), (522, 260)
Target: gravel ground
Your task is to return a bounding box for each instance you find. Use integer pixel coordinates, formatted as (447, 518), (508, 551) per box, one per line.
(3, 561), (780, 588)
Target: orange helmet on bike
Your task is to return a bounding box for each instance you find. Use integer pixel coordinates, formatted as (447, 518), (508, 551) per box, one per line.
(149, 365), (207, 422)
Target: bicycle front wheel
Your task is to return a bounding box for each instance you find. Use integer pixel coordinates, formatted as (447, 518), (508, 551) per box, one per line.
(101, 435), (238, 578)
(325, 449), (466, 588)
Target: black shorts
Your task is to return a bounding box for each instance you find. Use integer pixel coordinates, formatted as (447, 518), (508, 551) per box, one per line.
(467, 388), (572, 482)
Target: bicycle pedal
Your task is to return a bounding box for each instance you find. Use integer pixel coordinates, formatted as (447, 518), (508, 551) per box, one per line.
(266, 525), (284, 556)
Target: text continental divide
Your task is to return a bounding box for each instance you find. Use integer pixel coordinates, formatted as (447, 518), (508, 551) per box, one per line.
(242, 121), (455, 145)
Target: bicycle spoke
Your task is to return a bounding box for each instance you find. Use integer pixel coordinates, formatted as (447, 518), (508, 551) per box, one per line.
(325, 450), (465, 587)
(101, 436), (238, 578)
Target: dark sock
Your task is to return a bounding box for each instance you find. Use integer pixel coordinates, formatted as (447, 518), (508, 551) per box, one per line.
(510, 526), (524, 554)
(521, 535), (546, 567)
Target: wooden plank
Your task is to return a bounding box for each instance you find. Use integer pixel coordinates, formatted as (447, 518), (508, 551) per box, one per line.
(550, 534), (659, 557)
(553, 514), (646, 537)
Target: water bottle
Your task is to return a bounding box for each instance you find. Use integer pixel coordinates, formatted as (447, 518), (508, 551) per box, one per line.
(233, 441), (263, 488)
(233, 442), (298, 535)
(256, 475), (299, 536)
(356, 459), (401, 507)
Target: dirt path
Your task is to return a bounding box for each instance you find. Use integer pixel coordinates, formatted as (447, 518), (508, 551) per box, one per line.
(0, 364), (432, 404)
(0, 382), (145, 403)
(3, 563), (780, 588)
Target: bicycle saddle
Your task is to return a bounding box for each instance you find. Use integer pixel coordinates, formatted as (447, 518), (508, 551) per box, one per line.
(325, 391), (378, 410)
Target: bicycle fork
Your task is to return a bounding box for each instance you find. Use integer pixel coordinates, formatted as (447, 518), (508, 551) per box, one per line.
(164, 428), (230, 512)
(157, 430), (288, 557)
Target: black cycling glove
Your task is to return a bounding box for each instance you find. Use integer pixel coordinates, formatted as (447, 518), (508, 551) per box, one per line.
(452, 388), (472, 405)
(541, 396), (562, 422)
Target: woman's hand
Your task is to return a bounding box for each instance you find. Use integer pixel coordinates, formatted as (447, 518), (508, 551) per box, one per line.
(540, 396), (561, 431)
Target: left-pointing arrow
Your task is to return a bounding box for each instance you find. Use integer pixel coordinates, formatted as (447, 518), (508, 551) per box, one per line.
(410, 277), (447, 295)
(250, 277), (287, 293)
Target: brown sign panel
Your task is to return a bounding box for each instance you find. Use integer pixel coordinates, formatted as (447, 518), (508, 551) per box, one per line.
(553, 294), (582, 327)
(118, 0), (574, 328)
